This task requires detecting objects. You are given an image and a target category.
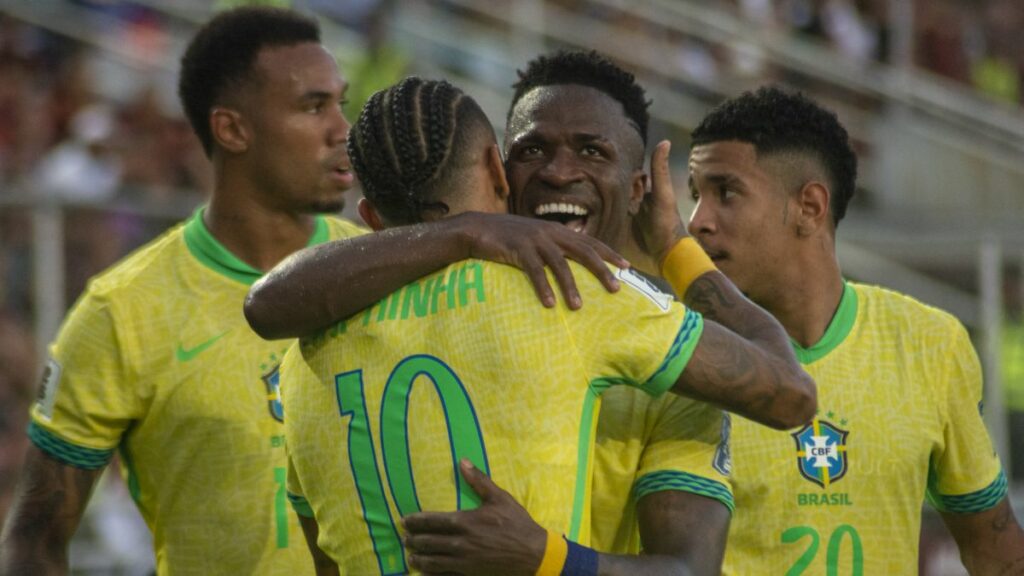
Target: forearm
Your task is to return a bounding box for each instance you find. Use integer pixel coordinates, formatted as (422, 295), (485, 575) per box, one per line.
(0, 448), (99, 575)
(246, 217), (471, 340)
(683, 272), (794, 362)
(941, 498), (1024, 575)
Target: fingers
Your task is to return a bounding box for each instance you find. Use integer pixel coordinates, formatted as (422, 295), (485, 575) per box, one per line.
(518, 248), (557, 308)
(649, 140), (674, 207)
(403, 511), (465, 535)
(537, 242), (582, 309)
(458, 459), (507, 504)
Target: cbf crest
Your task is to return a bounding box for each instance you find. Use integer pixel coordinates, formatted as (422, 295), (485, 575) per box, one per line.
(791, 418), (848, 488)
(262, 365), (284, 422)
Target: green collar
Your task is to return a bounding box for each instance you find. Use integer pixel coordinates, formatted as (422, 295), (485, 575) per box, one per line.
(791, 281), (857, 365)
(183, 208), (328, 285)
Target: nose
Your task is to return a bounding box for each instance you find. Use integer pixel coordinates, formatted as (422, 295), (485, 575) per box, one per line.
(328, 106), (350, 146)
(688, 199), (715, 237)
(536, 147), (584, 188)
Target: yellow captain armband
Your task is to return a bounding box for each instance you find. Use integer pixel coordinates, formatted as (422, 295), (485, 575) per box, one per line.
(661, 237), (717, 298)
(535, 530), (568, 576)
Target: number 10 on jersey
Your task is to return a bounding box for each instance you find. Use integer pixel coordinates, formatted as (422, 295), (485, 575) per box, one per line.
(335, 354), (490, 575)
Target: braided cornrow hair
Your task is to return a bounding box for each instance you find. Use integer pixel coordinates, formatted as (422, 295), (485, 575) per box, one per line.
(348, 76), (474, 224)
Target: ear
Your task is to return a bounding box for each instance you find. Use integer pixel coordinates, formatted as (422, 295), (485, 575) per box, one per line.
(210, 107), (250, 154)
(627, 169), (647, 216)
(357, 198), (387, 231)
(485, 144), (510, 203)
(795, 181), (831, 237)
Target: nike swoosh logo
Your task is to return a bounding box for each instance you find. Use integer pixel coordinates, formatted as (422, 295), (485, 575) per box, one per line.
(176, 331), (230, 362)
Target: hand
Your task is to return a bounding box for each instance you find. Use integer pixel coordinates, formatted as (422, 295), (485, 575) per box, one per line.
(456, 213), (629, 309)
(628, 140), (689, 275)
(402, 459), (547, 576)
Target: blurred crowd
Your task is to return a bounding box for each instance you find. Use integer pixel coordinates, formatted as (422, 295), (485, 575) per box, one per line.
(0, 1), (1020, 573)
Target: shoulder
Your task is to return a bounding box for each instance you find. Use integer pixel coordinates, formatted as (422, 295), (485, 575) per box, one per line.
(322, 215), (369, 239)
(851, 282), (965, 339)
(80, 223), (188, 302)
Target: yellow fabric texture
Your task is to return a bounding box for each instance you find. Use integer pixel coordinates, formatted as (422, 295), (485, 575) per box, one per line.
(722, 283), (1005, 575)
(29, 213), (365, 575)
(283, 263), (701, 574)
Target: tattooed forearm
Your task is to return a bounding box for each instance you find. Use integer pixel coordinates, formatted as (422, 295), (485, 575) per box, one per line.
(675, 322), (793, 429)
(684, 272), (796, 362)
(0, 447), (101, 575)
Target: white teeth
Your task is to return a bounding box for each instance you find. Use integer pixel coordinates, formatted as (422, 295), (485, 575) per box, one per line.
(533, 202), (589, 216)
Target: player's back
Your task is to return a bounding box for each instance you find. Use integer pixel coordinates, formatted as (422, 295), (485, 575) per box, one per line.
(283, 259), (698, 574)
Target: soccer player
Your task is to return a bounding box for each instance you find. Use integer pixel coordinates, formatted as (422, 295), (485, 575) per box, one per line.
(686, 87), (1024, 575)
(0, 7), (367, 574)
(281, 76), (814, 575)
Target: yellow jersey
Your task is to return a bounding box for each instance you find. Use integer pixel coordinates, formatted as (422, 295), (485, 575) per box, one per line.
(29, 209), (365, 575)
(722, 282), (1006, 575)
(283, 262), (704, 575)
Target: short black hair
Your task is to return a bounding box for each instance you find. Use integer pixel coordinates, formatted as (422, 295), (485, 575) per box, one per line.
(348, 76), (493, 225)
(691, 86), (858, 227)
(178, 7), (320, 156)
(508, 50), (651, 145)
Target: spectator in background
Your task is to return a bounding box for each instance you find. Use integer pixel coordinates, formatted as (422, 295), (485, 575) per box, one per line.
(32, 103), (123, 202)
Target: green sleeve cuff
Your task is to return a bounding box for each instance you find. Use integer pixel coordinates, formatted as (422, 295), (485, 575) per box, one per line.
(928, 469), (1007, 514)
(644, 310), (704, 397)
(287, 491), (315, 518)
(27, 421), (114, 470)
(634, 470), (734, 512)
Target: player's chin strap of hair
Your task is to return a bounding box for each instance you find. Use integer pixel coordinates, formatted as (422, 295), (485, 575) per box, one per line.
(660, 236), (717, 298)
(535, 530), (598, 576)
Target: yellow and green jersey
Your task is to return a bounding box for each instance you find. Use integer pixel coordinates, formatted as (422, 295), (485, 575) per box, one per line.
(723, 282), (1006, 575)
(283, 262), (704, 574)
(29, 209), (365, 575)
(589, 387), (732, 554)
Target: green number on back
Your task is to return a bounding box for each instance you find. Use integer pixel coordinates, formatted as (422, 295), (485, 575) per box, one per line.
(335, 355), (489, 575)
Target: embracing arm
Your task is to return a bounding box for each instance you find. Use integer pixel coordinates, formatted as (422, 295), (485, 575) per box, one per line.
(245, 212), (627, 340)
(940, 497), (1024, 575)
(635, 141), (815, 429)
(0, 446), (102, 575)
(402, 460), (729, 576)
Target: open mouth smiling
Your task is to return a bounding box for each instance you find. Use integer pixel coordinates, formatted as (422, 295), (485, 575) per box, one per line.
(533, 202), (590, 233)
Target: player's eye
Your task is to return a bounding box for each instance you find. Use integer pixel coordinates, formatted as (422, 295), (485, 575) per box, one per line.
(581, 144), (604, 157)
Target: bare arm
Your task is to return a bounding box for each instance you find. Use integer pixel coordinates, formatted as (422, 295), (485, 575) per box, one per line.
(0, 446), (102, 575)
(402, 460), (728, 576)
(669, 273), (816, 429)
(245, 212), (628, 340)
(940, 497), (1024, 575)
(297, 514), (339, 576)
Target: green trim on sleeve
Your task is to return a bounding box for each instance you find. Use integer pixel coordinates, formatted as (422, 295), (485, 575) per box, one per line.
(928, 469), (1008, 514)
(633, 470), (734, 512)
(792, 282), (858, 364)
(287, 491), (316, 518)
(645, 309), (704, 396)
(183, 207), (329, 285)
(27, 421), (114, 470)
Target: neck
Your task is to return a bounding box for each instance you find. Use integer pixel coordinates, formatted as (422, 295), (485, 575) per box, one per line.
(760, 243), (845, 349)
(204, 170), (319, 273)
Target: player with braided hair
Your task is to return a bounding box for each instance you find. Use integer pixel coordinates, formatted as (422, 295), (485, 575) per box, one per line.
(278, 72), (815, 575)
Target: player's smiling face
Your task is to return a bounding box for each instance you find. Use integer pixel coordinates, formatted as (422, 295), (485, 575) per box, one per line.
(504, 84), (645, 249)
(687, 140), (798, 303)
(244, 42), (354, 213)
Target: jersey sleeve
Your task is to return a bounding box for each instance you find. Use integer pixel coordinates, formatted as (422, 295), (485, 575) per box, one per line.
(926, 321), (1007, 513)
(633, 396), (733, 512)
(566, 267), (703, 397)
(28, 290), (141, 470)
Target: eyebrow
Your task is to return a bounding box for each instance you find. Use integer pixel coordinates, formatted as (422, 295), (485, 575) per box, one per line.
(299, 89), (345, 102)
(689, 172), (745, 192)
